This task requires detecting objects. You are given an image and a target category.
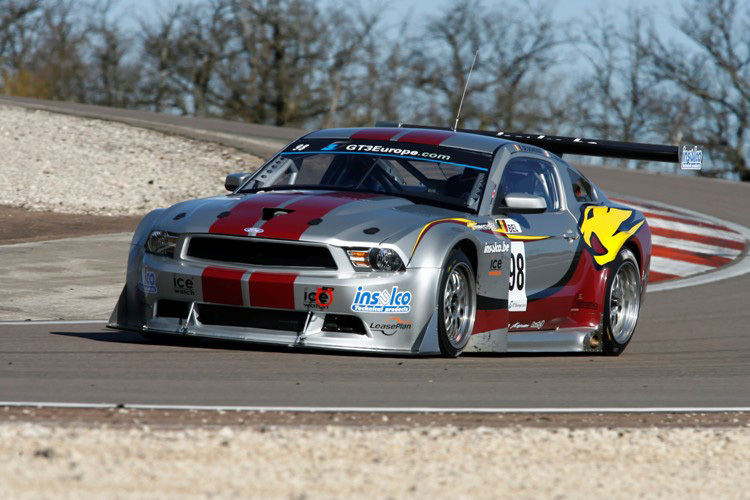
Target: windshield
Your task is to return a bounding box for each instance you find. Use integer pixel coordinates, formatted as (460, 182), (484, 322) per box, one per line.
(241, 139), (493, 212)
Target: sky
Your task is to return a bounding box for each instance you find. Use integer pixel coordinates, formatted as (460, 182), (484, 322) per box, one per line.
(117, 0), (681, 40)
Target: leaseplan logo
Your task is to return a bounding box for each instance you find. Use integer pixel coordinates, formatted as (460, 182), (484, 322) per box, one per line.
(351, 286), (412, 313)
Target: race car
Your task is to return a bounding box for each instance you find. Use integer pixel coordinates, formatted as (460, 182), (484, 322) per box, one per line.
(108, 123), (684, 356)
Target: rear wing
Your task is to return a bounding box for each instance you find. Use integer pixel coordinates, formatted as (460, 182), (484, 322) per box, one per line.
(375, 122), (702, 168)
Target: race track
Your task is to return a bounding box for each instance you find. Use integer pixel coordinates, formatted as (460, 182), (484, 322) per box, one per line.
(1, 96), (749, 409)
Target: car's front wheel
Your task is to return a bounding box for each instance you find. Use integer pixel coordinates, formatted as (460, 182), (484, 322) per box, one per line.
(437, 250), (477, 357)
(602, 248), (641, 355)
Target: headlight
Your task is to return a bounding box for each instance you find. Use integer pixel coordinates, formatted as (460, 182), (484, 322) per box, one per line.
(145, 231), (179, 257)
(346, 248), (404, 272)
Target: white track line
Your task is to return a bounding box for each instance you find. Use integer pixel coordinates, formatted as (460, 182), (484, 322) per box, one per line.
(611, 194), (750, 292)
(651, 235), (741, 257)
(0, 402), (749, 413)
(0, 320), (106, 326)
(649, 256), (714, 276)
(646, 217), (745, 242)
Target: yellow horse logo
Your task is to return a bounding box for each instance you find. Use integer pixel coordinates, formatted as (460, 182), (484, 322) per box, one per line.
(580, 206), (644, 266)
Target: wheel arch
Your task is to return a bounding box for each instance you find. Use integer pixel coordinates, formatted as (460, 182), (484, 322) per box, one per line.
(451, 239), (478, 277)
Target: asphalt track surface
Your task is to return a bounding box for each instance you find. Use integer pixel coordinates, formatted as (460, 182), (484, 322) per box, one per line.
(1, 97), (749, 409)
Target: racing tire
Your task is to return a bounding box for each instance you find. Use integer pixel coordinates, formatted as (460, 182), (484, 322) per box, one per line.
(437, 250), (477, 357)
(602, 248), (641, 356)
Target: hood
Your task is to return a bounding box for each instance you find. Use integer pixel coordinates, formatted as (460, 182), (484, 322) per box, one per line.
(155, 190), (469, 248)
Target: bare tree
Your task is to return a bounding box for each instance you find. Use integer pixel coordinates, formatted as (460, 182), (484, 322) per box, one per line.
(85, 0), (141, 107)
(642, 0), (750, 180)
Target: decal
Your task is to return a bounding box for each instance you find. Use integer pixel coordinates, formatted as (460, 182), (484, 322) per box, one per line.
(322, 143), (341, 151)
(351, 286), (412, 313)
(493, 218), (552, 241)
(508, 241), (527, 312)
(244, 227), (264, 235)
(142, 270), (157, 294)
(369, 316), (413, 335)
(469, 222), (497, 231)
(580, 206), (644, 266)
(292, 143), (309, 151)
(680, 145), (703, 170)
(303, 287), (334, 310)
(496, 218), (523, 234)
(172, 275), (195, 297)
(345, 144), (451, 161)
(511, 143), (546, 155)
(411, 218), (474, 256)
(484, 241), (509, 254)
(510, 320), (544, 329)
(489, 258), (503, 276)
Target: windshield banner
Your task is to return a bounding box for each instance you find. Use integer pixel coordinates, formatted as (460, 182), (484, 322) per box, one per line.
(281, 139), (494, 171)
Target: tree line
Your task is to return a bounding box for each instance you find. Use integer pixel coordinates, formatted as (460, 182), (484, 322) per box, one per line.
(1, 0), (748, 180)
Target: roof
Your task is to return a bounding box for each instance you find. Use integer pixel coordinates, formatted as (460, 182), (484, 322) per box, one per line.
(303, 127), (512, 155)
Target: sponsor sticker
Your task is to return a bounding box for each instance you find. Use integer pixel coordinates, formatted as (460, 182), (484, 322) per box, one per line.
(351, 286), (412, 313)
(292, 143), (309, 151)
(369, 316), (413, 336)
(496, 218), (523, 234)
(484, 241), (509, 254)
(244, 227), (264, 235)
(510, 320), (544, 329)
(303, 287), (334, 310)
(680, 145), (703, 170)
(489, 258), (503, 276)
(173, 275), (195, 296)
(142, 270), (157, 294)
(469, 222), (497, 231)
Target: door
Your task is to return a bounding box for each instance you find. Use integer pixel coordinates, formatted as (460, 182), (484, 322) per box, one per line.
(493, 156), (580, 330)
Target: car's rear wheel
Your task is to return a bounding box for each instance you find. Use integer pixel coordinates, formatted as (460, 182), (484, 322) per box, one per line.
(602, 248), (641, 356)
(437, 250), (477, 357)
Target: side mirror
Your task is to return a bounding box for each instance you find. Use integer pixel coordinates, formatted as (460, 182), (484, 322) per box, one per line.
(225, 172), (252, 192)
(504, 193), (547, 212)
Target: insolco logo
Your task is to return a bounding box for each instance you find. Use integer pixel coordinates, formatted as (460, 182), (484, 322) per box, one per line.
(351, 286), (412, 313)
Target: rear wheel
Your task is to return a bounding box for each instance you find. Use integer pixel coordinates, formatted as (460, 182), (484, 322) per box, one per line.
(602, 248), (641, 355)
(437, 250), (477, 357)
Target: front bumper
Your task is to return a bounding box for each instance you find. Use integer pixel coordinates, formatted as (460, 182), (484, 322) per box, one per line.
(108, 251), (443, 354)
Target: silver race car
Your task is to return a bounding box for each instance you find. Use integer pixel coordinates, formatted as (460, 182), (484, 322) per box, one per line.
(109, 124), (686, 356)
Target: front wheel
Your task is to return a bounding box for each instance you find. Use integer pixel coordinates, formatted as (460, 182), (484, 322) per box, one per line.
(602, 248), (641, 356)
(437, 250), (477, 357)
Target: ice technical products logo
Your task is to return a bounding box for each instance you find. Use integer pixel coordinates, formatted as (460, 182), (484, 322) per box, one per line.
(351, 286), (412, 313)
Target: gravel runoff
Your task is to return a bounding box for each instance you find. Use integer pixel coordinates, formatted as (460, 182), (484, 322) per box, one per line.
(1, 422), (749, 498)
(0, 105), (264, 216)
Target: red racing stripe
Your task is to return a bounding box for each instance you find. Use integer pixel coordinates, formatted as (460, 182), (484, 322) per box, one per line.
(248, 272), (297, 309)
(201, 267), (245, 305)
(208, 193), (298, 236)
(350, 128), (402, 141)
(651, 245), (732, 267)
(397, 130), (456, 146)
(643, 212), (738, 233)
(648, 270), (680, 283)
(258, 192), (376, 241)
(650, 227), (745, 251)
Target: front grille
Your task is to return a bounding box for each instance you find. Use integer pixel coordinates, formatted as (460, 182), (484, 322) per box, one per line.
(187, 236), (337, 269)
(197, 303), (308, 332)
(157, 299), (191, 319)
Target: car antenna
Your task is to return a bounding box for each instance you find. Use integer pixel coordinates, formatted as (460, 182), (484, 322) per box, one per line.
(453, 48), (479, 132)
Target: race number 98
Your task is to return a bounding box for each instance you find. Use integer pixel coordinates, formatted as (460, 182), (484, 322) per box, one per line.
(508, 241), (527, 312)
(509, 251), (525, 291)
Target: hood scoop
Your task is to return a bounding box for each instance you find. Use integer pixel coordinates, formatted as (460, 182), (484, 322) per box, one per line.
(262, 207), (294, 220)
